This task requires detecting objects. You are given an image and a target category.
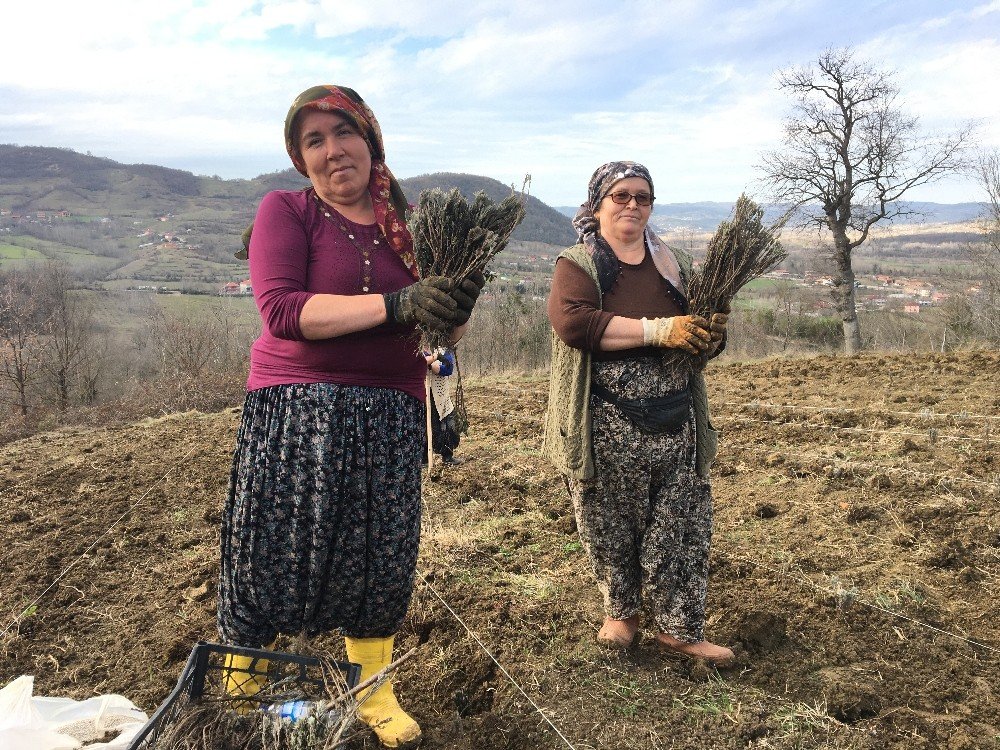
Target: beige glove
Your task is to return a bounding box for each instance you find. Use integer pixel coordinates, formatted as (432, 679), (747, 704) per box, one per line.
(642, 315), (713, 354)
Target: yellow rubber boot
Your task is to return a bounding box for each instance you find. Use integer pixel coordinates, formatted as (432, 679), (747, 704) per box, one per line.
(344, 635), (422, 749)
(223, 649), (270, 714)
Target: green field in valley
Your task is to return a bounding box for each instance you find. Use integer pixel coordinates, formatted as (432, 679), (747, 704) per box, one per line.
(0, 243), (46, 259)
(0, 234), (108, 264)
(155, 291), (258, 317)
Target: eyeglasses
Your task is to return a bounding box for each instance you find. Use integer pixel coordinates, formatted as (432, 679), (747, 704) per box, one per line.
(605, 190), (654, 207)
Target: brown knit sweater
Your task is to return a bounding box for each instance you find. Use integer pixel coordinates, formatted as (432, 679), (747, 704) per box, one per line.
(547, 249), (684, 359)
(543, 244), (719, 480)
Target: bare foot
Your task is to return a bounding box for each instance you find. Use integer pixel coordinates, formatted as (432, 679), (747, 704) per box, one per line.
(655, 633), (735, 665)
(596, 616), (639, 649)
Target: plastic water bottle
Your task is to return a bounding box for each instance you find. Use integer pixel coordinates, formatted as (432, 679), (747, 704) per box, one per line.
(264, 700), (346, 727)
(265, 699), (316, 722)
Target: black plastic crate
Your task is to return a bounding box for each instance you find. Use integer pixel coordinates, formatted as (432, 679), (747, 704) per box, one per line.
(127, 641), (361, 750)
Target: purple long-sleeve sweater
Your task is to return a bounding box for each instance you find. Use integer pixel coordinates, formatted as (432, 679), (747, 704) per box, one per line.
(246, 189), (426, 400)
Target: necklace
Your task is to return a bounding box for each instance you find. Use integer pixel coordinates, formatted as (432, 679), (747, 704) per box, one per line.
(313, 193), (380, 293)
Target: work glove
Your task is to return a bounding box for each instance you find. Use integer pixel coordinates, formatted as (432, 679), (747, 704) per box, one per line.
(383, 277), (458, 330)
(707, 300), (731, 344)
(641, 315), (713, 354)
(708, 312), (729, 341)
(700, 301), (731, 358)
(449, 270), (486, 326)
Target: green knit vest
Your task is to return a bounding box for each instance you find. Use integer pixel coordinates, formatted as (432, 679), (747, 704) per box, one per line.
(542, 244), (718, 479)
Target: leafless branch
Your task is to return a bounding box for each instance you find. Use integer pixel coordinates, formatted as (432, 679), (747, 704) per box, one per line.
(755, 46), (976, 352)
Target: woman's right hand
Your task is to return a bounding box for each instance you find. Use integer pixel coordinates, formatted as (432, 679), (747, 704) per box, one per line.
(642, 315), (713, 354)
(383, 277), (459, 330)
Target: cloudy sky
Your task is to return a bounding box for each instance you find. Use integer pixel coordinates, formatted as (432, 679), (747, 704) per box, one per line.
(2, 1), (997, 207)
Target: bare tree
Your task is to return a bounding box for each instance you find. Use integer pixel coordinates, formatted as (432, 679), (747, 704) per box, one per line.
(0, 271), (44, 417)
(767, 280), (794, 351)
(968, 151), (1000, 341)
(78, 332), (111, 405)
(36, 263), (98, 412)
(145, 307), (257, 380)
(146, 311), (217, 380)
(760, 47), (972, 353)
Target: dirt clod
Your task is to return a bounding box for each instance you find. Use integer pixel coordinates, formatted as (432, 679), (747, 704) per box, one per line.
(734, 611), (787, 654)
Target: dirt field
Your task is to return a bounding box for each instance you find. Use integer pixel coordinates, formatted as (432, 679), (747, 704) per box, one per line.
(2, 351), (998, 749)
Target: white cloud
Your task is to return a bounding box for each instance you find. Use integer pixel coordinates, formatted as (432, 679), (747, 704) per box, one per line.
(905, 40), (1000, 132)
(1, 0), (995, 203)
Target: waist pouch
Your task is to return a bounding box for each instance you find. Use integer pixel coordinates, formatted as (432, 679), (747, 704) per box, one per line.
(591, 382), (691, 435)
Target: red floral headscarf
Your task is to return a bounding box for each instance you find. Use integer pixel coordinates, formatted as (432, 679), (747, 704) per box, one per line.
(285, 85), (418, 280)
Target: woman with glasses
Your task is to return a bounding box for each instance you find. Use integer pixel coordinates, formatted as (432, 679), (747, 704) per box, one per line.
(544, 161), (733, 665)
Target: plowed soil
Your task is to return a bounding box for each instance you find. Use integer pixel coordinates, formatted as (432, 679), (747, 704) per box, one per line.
(2, 351), (998, 749)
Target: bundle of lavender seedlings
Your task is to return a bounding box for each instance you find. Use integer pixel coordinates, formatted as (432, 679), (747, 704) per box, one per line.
(409, 185), (527, 434)
(151, 650), (360, 750)
(409, 186), (527, 348)
(665, 194), (787, 371)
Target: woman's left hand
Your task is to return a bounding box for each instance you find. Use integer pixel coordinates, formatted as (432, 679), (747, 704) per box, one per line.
(384, 276), (458, 329)
(450, 270), (486, 325)
(690, 300), (729, 344)
(704, 302), (730, 357)
(709, 311), (728, 343)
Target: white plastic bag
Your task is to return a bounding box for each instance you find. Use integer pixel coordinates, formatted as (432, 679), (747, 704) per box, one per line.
(0, 675), (148, 750)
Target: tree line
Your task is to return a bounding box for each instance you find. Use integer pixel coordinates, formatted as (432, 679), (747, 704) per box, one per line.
(5, 258), (998, 446)
(0, 264), (258, 442)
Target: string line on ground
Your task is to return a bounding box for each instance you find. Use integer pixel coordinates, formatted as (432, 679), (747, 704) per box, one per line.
(416, 569), (579, 750)
(718, 548), (999, 656)
(0, 445), (199, 642)
(0, 465), (60, 500)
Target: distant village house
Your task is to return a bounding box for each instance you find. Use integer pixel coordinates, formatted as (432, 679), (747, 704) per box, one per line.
(220, 280), (253, 297)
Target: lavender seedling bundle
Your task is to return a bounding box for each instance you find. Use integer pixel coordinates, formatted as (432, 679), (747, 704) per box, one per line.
(408, 185), (527, 351)
(665, 194), (787, 371)
(409, 184), (526, 445)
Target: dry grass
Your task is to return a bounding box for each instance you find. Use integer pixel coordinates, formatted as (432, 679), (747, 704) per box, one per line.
(149, 649), (361, 750)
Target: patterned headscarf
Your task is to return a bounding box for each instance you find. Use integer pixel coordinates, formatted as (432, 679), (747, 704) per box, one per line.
(572, 161), (682, 295)
(280, 85), (417, 279)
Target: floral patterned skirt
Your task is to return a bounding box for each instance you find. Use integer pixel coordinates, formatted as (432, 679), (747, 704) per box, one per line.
(217, 382), (423, 645)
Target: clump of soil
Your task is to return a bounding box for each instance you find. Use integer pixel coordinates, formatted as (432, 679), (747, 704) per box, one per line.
(2, 352), (999, 749)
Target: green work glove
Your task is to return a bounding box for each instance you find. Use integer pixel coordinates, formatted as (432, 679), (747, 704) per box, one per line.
(383, 277), (458, 330)
(449, 270), (486, 326)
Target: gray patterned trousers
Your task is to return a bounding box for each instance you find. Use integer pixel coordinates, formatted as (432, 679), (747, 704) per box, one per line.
(569, 357), (713, 642)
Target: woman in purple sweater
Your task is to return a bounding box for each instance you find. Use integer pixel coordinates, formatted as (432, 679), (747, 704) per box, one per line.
(217, 85), (483, 749)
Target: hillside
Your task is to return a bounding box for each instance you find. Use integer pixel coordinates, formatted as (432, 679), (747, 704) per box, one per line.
(2, 145), (986, 298)
(556, 201), (988, 232)
(0, 146), (574, 288)
(1, 351), (997, 749)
